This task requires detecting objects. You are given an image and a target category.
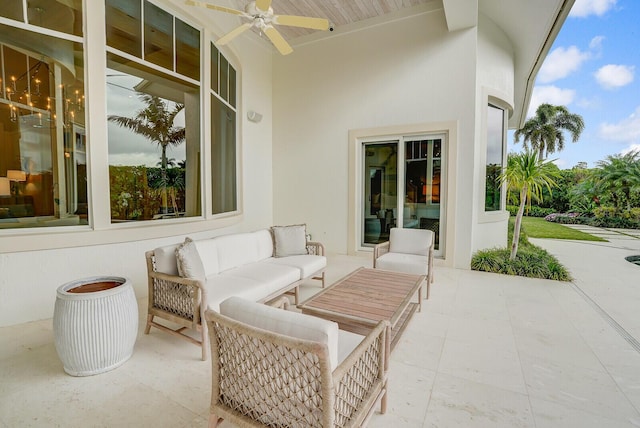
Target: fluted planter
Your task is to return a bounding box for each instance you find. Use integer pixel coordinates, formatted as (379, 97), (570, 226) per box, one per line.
(53, 276), (138, 376)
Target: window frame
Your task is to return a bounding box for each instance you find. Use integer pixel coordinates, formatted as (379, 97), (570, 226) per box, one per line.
(478, 90), (511, 224)
(0, 0), (243, 252)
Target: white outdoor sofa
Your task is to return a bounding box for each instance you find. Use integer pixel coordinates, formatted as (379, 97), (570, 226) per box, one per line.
(144, 226), (326, 360)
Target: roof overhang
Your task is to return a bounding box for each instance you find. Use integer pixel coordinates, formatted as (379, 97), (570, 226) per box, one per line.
(477, 0), (575, 128)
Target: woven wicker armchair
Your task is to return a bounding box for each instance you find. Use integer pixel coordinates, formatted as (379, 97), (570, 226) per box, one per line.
(373, 227), (434, 298)
(206, 298), (388, 428)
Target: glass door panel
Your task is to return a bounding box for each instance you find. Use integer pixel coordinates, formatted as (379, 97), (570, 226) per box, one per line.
(404, 138), (441, 250)
(362, 141), (397, 246)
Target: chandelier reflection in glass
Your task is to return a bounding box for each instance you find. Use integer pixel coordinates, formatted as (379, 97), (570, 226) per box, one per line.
(1, 44), (84, 129)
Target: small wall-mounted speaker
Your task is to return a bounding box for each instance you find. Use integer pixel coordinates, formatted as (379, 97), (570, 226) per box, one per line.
(247, 110), (263, 123)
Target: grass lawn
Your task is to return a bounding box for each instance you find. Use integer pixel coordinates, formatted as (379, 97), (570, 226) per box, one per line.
(520, 217), (606, 242)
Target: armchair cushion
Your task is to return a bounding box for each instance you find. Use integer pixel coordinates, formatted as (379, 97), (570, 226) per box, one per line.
(220, 296), (340, 369)
(271, 224), (308, 257)
(389, 227), (432, 256)
(375, 252), (428, 276)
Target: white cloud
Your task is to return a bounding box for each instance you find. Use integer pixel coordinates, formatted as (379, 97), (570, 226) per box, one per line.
(570, 0), (617, 17)
(599, 106), (640, 143)
(538, 46), (590, 83)
(528, 86), (576, 117)
(594, 64), (635, 89)
(589, 35), (605, 50)
(621, 144), (640, 155)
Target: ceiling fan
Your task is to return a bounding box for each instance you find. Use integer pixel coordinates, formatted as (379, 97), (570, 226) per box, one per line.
(185, 0), (330, 55)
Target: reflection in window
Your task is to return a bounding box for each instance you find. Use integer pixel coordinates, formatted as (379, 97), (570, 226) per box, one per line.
(485, 104), (505, 211)
(210, 43), (237, 214)
(0, 0), (83, 36)
(0, 24), (87, 229)
(105, 0), (142, 58)
(106, 54), (201, 222)
(106, 0), (200, 81)
(144, 1), (173, 70)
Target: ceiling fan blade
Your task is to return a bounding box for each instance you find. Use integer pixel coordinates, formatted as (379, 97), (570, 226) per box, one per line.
(255, 0), (272, 12)
(264, 26), (293, 55)
(273, 15), (329, 31)
(217, 22), (253, 45)
(184, 0), (245, 16)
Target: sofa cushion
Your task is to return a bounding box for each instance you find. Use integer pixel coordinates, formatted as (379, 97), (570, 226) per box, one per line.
(176, 238), (206, 281)
(220, 296), (340, 370)
(389, 228), (432, 256)
(376, 252), (428, 276)
(215, 233), (259, 272)
(272, 224), (308, 257)
(253, 229), (274, 260)
(266, 255), (326, 279)
(205, 275), (264, 311)
(227, 263), (300, 289)
(153, 243), (180, 275)
(193, 239), (219, 277)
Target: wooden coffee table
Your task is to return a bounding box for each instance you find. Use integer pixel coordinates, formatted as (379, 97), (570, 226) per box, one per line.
(298, 267), (425, 355)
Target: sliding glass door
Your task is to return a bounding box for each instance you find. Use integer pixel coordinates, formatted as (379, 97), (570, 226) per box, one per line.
(361, 135), (444, 254)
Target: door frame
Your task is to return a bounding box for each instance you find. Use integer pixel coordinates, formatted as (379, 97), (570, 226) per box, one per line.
(348, 122), (458, 263)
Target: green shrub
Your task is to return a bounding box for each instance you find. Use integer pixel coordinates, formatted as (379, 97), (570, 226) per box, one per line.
(528, 206), (555, 217)
(593, 206), (617, 219)
(471, 245), (572, 281)
(622, 208), (640, 221)
(506, 205), (555, 217)
(587, 216), (640, 229)
(471, 217), (572, 281)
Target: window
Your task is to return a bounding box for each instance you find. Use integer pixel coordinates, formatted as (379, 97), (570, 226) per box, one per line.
(0, 19), (87, 229)
(210, 43), (237, 214)
(485, 104), (505, 211)
(105, 3), (201, 222)
(1, 0), (84, 37)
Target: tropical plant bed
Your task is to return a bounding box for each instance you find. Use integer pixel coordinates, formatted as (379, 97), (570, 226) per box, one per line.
(471, 219), (572, 281)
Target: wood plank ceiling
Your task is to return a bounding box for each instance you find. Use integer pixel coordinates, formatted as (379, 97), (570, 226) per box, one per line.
(229, 0), (430, 40)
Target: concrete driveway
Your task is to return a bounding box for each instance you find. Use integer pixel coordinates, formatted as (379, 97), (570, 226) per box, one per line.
(531, 225), (640, 350)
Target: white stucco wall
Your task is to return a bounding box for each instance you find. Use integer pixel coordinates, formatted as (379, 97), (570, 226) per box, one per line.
(0, 9), (275, 327)
(272, 8), (478, 268)
(471, 15), (516, 254)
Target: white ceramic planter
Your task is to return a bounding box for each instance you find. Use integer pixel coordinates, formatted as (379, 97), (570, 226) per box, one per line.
(53, 276), (138, 376)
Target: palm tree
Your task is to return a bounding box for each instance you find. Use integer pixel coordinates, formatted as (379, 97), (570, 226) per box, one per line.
(108, 94), (185, 214)
(501, 150), (561, 260)
(592, 151), (640, 211)
(514, 104), (584, 160)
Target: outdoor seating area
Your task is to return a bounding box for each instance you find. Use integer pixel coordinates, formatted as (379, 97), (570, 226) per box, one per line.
(144, 226), (327, 360)
(3, 237), (640, 427)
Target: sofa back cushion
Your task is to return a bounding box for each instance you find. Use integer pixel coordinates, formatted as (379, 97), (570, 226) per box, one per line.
(215, 233), (259, 272)
(193, 239), (219, 277)
(176, 238), (206, 281)
(389, 227), (433, 256)
(253, 229), (274, 260)
(153, 243), (180, 275)
(220, 296), (340, 370)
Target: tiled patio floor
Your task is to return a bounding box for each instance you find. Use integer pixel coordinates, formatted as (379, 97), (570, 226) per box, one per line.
(2, 230), (640, 427)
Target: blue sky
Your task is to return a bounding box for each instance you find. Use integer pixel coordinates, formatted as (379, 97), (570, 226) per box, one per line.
(507, 0), (639, 169)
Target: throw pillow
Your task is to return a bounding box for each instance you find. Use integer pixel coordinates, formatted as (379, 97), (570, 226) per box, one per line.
(175, 237), (206, 281)
(272, 224), (308, 257)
